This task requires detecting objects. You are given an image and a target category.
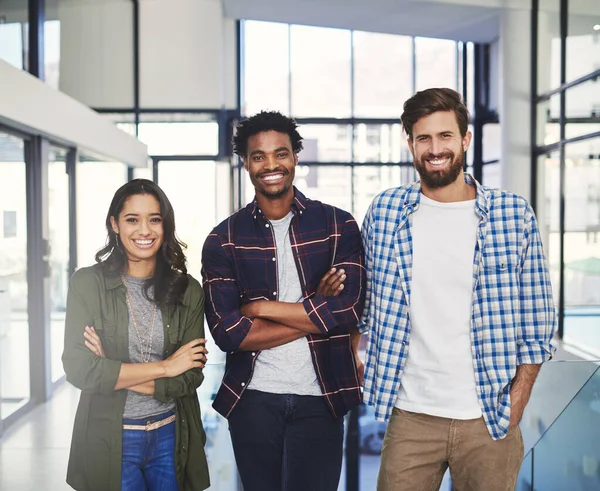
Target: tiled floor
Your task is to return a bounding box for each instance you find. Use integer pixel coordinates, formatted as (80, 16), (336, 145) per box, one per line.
(0, 382), (79, 490)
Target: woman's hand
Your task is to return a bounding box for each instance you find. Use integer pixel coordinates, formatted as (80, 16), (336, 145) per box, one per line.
(84, 326), (105, 358)
(162, 338), (208, 378)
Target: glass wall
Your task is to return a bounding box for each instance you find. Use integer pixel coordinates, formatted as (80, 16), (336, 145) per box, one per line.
(0, 131), (31, 421)
(533, 0), (600, 354)
(0, 1), (61, 88)
(48, 146), (70, 383)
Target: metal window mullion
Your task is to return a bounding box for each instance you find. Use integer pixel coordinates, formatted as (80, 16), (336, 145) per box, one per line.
(557, 0), (568, 338)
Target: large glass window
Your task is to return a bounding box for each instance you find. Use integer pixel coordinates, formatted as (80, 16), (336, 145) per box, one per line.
(353, 124), (408, 164)
(76, 154), (128, 269)
(562, 138), (600, 355)
(565, 78), (600, 141)
(300, 124), (353, 162)
(0, 131), (30, 420)
(415, 37), (458, 92)
(138, 114), (219, 156)
(0, 22), (24, 70)
(534, 0), (600, 355)
(242, 21), (290, 116)
(566, 3), (600, 84)
(353, 32), (413, 118)
(45, 20), (61, 90)
(290, 25), (352, 118)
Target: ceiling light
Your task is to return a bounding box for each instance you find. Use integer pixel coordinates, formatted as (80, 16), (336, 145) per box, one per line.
(594, 24), (600, 31)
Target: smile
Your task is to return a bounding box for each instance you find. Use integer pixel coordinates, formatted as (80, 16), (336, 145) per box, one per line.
(426, 157), (451, 167)
(260, 172), (285, 183)
(132, 239), (156, 249)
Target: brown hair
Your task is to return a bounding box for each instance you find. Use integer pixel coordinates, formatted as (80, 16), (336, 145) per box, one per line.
(401, 88), (470, 140)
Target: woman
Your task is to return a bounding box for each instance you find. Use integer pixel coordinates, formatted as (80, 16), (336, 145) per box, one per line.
(62, 179), (210, 491)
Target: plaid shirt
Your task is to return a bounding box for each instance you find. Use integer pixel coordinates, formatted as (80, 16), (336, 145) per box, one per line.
(202, 187), (366, 419)
(359, 174), (557, 440)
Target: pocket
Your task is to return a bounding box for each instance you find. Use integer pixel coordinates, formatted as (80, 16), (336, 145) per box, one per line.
(93, 316), (118, 355)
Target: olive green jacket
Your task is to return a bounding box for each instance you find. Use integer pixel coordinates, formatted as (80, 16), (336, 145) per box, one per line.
(62, 263), (210, 491)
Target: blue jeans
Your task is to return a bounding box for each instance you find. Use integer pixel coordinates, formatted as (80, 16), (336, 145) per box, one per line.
(228, 390), (344, 491)
(121, 410), (178, 491)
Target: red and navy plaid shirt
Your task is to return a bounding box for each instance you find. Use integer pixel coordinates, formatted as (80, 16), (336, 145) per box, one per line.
(201, 187), (366, 419)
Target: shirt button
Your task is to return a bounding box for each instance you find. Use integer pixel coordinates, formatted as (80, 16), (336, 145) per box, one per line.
(241, 382), (246, 387)
(299, 211), (303, 215)
(273, 291), (277, 296)
(265, 223), (270, 228)
(272, 257), (276, 261)
(252, 352), (256, 356)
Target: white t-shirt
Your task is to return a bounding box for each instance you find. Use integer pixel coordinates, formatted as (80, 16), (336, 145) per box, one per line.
(395, 193), (482, 419)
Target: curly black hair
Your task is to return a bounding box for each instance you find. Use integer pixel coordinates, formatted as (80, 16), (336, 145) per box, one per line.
(232, 111), (304, 157)
(95, 179), (189, 306)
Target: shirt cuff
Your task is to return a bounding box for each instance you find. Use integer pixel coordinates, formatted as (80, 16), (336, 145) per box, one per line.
(100, 359), (122, 395)
(303, 296), (337, 334)
(516, 341), (554, 365)
(154, 378), (168, 403)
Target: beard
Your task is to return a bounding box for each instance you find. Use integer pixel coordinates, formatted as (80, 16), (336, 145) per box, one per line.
(414, 149), (465, 189)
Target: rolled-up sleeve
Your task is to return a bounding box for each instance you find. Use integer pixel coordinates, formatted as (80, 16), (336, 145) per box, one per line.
(202, 231), (253, 353)
(516, 205), (557, 365)
(62, 273), (122, 395)
(302, 213), (366, 335)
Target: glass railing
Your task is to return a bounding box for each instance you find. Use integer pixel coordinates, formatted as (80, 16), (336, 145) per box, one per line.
(516, 360), (600, 491)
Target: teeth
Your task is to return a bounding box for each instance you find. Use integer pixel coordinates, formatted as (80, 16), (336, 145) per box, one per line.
(429, 158), (448, 165)
(135, 239), (153, 245)
(263, 174), (283, 181)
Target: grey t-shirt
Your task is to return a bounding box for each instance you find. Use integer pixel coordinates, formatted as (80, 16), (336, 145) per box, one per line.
(122, 274), (175, 419)
(247, 211), (322, 396)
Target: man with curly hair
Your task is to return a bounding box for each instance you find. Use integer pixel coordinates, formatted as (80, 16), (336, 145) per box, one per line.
(201, 111), (366, 491)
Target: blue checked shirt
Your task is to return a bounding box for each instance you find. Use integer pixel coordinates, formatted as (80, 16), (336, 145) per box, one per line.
(202, 188), (366, 419)
(359, 174), (557, 440)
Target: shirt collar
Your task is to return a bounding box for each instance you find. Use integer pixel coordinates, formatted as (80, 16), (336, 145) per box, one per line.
(250, 186), (308, 218)
(403, 173), (490, 218)
(105, 269), (124, 290)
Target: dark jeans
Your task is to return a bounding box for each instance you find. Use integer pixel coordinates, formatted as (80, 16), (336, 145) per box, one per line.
(228, 389), (345, 491)
(121, 410), (178, 491)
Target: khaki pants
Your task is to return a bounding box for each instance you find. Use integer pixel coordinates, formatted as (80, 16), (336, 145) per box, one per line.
(377, 408), (524, 491)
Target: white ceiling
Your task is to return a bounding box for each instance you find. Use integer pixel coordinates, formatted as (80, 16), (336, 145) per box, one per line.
(223, 0), (506, 43)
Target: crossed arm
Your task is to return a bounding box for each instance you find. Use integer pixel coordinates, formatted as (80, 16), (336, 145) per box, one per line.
(64, 278), (208, 397)
(238, 268), (347, 351)
(84, 326), (208, 395)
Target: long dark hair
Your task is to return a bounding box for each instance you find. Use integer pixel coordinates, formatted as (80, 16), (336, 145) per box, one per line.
(95, 179), (188, 306)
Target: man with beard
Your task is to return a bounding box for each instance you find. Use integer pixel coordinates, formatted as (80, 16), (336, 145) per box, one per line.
(201, 111), (366, 491)
(359, 88), (557, 491)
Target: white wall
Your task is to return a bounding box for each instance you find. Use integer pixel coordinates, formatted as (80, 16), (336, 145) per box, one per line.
(58, 0), (237, 110)
(140, 0), (237, 109)
(59, 0), (135, 108)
